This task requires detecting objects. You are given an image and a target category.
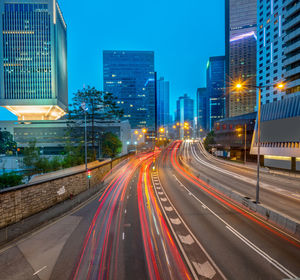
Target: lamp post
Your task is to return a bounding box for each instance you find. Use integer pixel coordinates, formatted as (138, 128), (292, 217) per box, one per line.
(244, 123), (247, 165)
(81, 102), (89, 171)
(234, 81), (285, 204)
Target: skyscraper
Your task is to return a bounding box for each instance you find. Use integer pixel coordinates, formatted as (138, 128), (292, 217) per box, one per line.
(0, 0), (68, 120)
(157, 77), (169, 129)
(103, 50), (155, 131)
(206, 56), (226, 130)
(176, 94), (194, 139)
(176, 94), (194, 125)
(196, 88), (208, 136)
(250, 0), (300, 171)
(257, 0), (285, 105)
(225, 0), (257, 117)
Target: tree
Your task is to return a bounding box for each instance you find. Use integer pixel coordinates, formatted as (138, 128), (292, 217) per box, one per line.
(0, 131), (17, 155)
(102, 132), (122, 158)
(67, 86), (123, 158)
(23, 140), (40, 169)
(203, 131), (215, 151)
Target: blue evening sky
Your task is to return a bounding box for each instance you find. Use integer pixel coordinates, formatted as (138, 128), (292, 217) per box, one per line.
(0, 0), (225, 120)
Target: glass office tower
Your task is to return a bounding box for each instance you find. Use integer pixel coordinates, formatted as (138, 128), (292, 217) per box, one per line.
(196, 87), (208, 136)
(103, 50), (155, 131)
(0, 0), (68, 120)
(225, 0), (257, 117)
(206, 56), (226, 130)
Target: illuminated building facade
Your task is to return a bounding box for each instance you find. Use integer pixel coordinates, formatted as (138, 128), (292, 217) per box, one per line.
(225, 0), (257, 117)
(103, 50), (155, 131)
(0, 0), (68, 120)
(257, 0), (285, 104)
(250, 0), (300, 171)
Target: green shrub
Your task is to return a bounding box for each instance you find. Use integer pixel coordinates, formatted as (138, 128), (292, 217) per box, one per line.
(0, 172), (23, 189)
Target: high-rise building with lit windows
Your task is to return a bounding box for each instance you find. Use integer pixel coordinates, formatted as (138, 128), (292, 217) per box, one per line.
(250, 0), (300, 171)
(103, 50), (155, 131)
(225, 0), (257, 117)
(206, 56), (226, 131)
(257, 0), (285, 104)
(0, 0), (68, 120)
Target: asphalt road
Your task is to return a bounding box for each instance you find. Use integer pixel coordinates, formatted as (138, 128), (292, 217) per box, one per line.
(0, 144), (299, 280)
(156, 141), (300, 280)
(183, 141), (300, 222)
(0, 151), (198, 280)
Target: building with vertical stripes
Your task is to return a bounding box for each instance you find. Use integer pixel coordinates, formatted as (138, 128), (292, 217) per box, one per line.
(251, 0), (300, 171)
(0, 0), (68, 120)
(225, 0), (257, 117)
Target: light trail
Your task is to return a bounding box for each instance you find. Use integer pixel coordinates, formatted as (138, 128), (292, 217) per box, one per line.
(170, 141), (300, 249)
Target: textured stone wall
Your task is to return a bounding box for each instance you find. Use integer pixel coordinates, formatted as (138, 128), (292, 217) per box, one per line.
(0, 155), (130, 229)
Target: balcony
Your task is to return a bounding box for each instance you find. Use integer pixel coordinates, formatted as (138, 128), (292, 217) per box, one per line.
(285, 65), (300, 79)
(285, 1), (300, 18)
(284, 53), (300, 66)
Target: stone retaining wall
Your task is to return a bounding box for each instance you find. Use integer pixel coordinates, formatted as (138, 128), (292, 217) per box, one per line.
(0, 154), (130, 229)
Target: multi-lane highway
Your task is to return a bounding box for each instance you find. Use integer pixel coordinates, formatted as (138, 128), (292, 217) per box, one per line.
(0, 142), (299, 280)
(156, 141), (300, 279)
(182, 140), (300, 222)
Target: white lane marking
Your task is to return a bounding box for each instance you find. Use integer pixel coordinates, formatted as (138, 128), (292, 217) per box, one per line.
(151, 175), (201, 280)
(158, 191), (164, 195)
(173, 174), (297, 279)
(124, 209), (127, 214)
(152, 172), (226, 280)
(33, 266), (47, 276)
(160, 197), (167, 202)
(164, 206), (173, 212)
(192, 261), (216, 279)
(226, 225), (297, 279)
(170, 218), (182, 225)
(178, 234), (194, 245)
(127, 195), (129, 199)
(122, 232), (125, 240)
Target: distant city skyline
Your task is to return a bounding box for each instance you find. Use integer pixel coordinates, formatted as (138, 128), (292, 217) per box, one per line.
(0, 0), (225, 120)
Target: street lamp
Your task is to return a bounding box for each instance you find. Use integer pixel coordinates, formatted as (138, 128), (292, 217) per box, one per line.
(234, 81), (285, 203)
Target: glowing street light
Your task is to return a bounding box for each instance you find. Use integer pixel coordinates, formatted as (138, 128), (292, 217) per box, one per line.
(134, 130), (139, 135)
(142, 128), (147, 133)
